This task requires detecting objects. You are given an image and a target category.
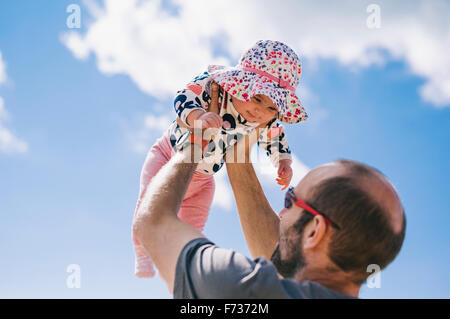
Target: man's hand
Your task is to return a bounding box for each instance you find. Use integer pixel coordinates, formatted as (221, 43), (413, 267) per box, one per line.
(208, 81), (220, 114)
(186, 81), (222, 128)
(200, 81), (222, 128)
(197, 112), (223, 129)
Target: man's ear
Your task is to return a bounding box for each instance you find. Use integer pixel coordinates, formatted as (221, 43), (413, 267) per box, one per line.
(303, 216), (328, 249)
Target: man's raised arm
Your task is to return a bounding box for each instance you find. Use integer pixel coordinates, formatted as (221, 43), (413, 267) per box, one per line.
(133, 144), (205, 292)
(226, 141), (280, 260)
(207, 80), (280, 260)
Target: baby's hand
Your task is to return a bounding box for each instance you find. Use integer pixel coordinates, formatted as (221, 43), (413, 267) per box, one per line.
(276, 159), (293, 191)
(197, 111), (223, 129)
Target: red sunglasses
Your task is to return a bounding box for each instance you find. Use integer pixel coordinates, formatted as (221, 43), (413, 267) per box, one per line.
(284, 187), (341, 230)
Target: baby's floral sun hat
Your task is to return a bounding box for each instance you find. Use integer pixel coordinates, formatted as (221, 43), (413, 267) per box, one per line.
(208, 40), (308, 124)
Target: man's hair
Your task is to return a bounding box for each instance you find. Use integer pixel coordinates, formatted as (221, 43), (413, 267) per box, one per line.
(307, 159), (406, 285)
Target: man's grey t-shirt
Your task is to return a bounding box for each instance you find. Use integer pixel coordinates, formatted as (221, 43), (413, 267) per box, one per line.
(174, 238), (353, 299)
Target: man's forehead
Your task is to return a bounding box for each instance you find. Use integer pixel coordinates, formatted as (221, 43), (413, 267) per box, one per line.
(295, 162), (347, 195)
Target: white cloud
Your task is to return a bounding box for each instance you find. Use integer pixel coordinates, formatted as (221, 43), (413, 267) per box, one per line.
(143, 113), (172, 133)
(128, 112), (172, 153)
(0, 53), (28, 155)
(0, 96), (8, 121)
(0, 97), (28, 154)
(212, 146), (310, 212)
(61, 0), (230, 100)
(0, 51), (6, 84)
(296, 85), (328, 133)
(0, 122), (28, 154)
(212, 167), (233, 211)
(212, 145), (310, 212)
(251, 146), (310, 187)
(62, 0), (450, 107)
(61, 32), (91, 61)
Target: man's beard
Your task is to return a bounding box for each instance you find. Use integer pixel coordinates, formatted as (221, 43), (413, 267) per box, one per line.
(270, 214), (312, 278)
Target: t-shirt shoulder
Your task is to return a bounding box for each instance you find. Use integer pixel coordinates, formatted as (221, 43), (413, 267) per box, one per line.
(174, 238), (354, 299)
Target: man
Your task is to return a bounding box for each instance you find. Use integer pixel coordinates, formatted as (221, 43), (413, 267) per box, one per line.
(133, 88), (406, 298)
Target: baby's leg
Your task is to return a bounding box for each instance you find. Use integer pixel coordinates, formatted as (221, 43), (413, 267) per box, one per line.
(178, 171), (215, 232)
(133, 133), (175, 278)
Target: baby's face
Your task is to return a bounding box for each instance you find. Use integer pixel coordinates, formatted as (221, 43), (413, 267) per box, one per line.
(231, 94), (278, 124)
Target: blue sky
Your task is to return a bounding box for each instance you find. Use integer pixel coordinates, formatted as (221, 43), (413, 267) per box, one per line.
(0, 0), (449, 298)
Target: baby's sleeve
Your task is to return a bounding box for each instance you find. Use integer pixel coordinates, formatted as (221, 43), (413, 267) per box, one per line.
(256, 121), (292, 168)
(173, 71), (214, 126)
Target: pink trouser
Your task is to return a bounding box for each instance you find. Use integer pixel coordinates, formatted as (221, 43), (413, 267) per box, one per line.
(132, 128), (215, 277)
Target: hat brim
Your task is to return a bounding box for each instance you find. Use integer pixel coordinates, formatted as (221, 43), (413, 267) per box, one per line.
(208, 64), (308, 124)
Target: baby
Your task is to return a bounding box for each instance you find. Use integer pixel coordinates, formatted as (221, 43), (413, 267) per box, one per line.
(132, 40), (308, 278)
